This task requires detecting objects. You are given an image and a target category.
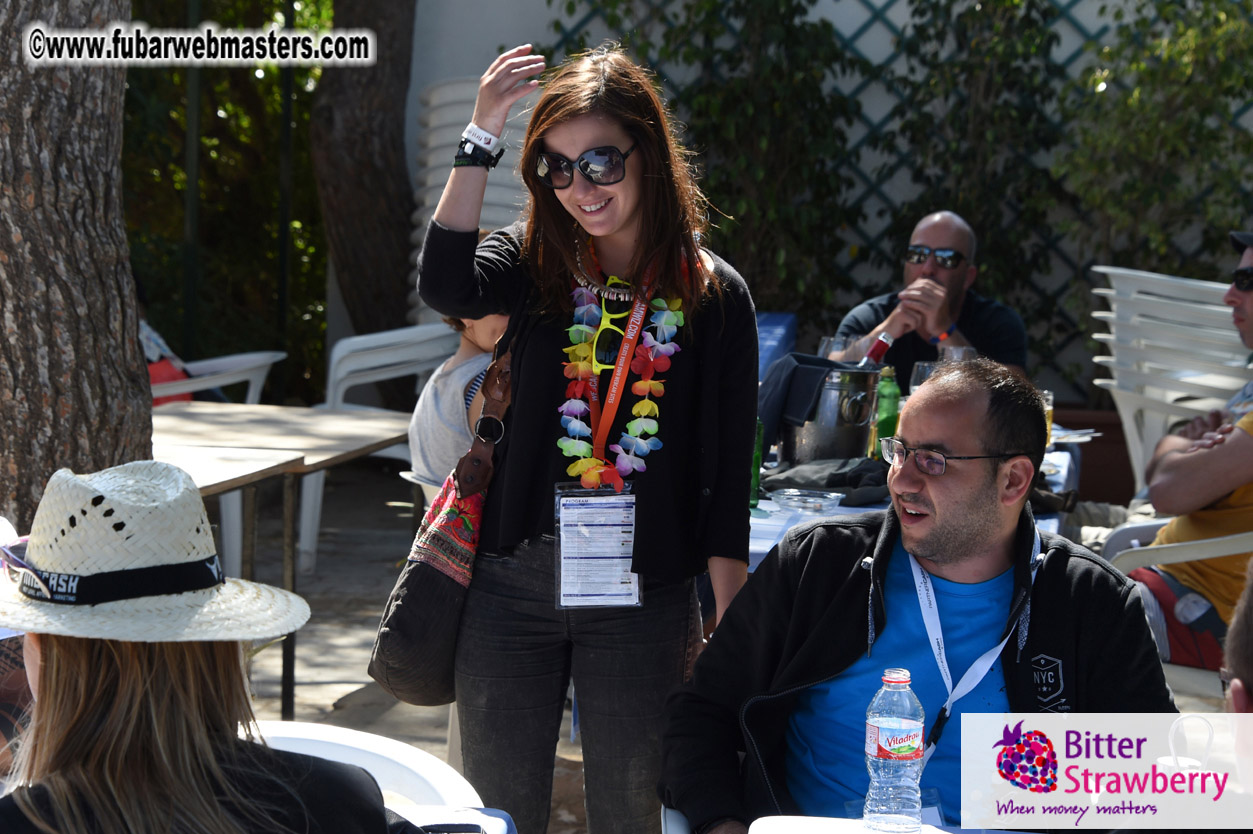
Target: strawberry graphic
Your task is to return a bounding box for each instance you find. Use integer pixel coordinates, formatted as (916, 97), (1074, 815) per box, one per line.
(994, 720), (1058, 793)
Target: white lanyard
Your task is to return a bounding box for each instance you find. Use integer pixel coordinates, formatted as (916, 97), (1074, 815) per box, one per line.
(907, 531), (1041, 767)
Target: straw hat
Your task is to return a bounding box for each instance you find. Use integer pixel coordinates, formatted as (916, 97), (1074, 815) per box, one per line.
(0, 461), (310, 641)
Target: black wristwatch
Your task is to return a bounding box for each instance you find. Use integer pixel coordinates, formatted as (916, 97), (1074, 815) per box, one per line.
(453, 137), (504, 170)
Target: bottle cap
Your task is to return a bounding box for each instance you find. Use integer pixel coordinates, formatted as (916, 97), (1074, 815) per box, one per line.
(882, 667), (911, 683)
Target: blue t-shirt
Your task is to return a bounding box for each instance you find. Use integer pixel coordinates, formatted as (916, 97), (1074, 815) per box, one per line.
(785, 540), (1014, 824)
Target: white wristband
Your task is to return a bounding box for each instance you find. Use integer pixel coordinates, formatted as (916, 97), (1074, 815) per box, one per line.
(461, 122), (499, 153)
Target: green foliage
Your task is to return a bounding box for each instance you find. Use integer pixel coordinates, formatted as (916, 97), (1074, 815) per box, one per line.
(872, 0), (1068, 365)
(1054, 0), (1253, 279)
(548, 0), (869, 327)
(123, 0), (332, 404)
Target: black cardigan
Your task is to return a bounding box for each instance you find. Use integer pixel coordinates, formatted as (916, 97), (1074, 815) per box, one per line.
(0, 746), (389, 833)
(417, 220), (758, 581)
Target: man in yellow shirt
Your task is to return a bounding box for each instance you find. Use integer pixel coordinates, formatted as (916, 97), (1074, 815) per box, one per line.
(1129, 230), (1253, 669)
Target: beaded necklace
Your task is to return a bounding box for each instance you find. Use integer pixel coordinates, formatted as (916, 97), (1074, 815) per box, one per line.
(557, 242), (686, 492)
(574, 245), (633, 301)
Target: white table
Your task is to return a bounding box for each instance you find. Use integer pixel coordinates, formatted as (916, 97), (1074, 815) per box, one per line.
(749, 817), (950, 833)
(153, 402), (413, 719)
(152, 444), (305, 578)
(748, 818), (1018, 833)
(751, 449), (1077, 571)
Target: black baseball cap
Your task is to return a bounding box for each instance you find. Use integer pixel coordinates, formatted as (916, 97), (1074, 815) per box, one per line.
(1230, 231), (1253, 254)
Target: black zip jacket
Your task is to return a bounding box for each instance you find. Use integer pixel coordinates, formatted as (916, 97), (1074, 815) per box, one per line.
(659, 507), (1176, 830)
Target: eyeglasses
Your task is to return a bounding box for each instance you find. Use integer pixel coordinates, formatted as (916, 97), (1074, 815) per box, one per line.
(0, 541), (52, 600)
(1231, 266), (1253, 292)
(904, 245), (965, 270)
(592, 282), (634, 372)
(880, 437), (1025, 477)
(537, 143), (637, 190)
(1220, 666), (1234, 695)
(567, 278), (634, 373)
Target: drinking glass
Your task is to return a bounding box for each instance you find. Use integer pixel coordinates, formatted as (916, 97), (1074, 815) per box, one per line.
(817, 335), (850, 360)
(1041, 389), (1055, 446)
(939, 345), (977, 363)
(908, 361), (939, 393)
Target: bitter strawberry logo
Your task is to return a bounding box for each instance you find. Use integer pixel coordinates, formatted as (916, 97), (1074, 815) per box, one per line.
(994, 720), (1058, 793)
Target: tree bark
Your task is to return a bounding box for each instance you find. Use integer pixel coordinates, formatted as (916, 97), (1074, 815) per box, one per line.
(309, 0), (417, 408)
(0, 0), (150, 529)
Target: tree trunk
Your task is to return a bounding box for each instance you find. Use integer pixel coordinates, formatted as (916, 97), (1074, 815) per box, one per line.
(0, 0), (150, 529)
(310, 0), (417, 409)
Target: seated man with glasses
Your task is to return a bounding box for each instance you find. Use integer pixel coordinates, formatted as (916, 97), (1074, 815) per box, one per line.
(659, 359), (1173, 834)
(832, 210), (1027, 388)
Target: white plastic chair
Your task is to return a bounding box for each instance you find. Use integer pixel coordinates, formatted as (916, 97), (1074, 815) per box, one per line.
(1091, 287), (1234, 331)
(1093, 356), (1248, 419)
(1092, 311), (1245, 356)
(1091, 265), (1230, 307)
(253, 720), (507, 829)
(1108, 522), (1253, 701)
(150, 350), (287, 404)
(1088, 272), (1249, 494)
(661, 806), (693, 833)
(298, 323), (459, 573)
(1093, 380), (1225, 495)
(152, 350), (286, 577)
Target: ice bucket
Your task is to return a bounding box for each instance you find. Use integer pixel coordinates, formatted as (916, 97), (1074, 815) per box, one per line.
(780, 367), (879, 464)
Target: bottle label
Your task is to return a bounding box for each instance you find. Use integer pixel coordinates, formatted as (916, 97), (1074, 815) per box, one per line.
(865, 717), (924, 760)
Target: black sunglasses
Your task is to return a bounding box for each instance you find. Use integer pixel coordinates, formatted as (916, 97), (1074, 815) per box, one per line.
(1232, 266), (1253, 292)
(904, 245), (965, 270)
(536, 144), (637, 190)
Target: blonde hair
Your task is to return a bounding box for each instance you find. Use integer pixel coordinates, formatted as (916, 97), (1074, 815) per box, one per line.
(11, 636), (297, 834)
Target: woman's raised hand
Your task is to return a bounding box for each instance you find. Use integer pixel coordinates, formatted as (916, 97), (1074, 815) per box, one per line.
(471, 45), (547, 137)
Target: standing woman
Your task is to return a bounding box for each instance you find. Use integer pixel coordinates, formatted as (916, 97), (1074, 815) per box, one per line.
(418, 43), (757, 834)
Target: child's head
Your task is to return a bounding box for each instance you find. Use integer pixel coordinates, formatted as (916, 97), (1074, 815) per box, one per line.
(444, 314), (510, 354)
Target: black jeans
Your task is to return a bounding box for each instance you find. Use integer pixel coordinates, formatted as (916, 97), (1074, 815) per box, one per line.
(454, 535), (699, 834)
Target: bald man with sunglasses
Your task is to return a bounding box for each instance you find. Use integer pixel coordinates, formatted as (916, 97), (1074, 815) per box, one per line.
(834, 211), (1027, 389)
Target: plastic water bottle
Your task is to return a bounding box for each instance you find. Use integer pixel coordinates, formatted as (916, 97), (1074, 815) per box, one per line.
(864, 668), (925, 832)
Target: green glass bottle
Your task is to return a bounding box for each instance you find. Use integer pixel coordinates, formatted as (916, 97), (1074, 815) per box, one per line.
(875, 367), (901, 456)
(749, 418), (764, 508)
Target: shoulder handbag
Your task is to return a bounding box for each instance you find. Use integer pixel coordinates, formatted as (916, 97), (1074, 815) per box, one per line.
(368, 345), (513, 706)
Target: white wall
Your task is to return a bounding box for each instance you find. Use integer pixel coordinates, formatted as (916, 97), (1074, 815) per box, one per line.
(404, 0), (561, 187)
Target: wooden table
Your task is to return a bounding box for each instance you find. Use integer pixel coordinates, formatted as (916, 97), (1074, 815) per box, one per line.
(151, 444), (305, 579)
(153, 402), (412, 469)
(153, 402), (412, 719)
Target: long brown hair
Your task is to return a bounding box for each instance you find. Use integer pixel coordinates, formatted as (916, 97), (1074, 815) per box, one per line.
(11, 636), (295, 834)
(520, 43), (714, 316)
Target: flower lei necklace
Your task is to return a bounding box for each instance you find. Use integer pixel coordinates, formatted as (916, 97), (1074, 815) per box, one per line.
(557, 241), (686, 492)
